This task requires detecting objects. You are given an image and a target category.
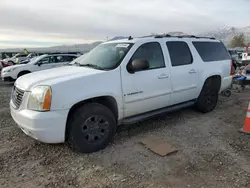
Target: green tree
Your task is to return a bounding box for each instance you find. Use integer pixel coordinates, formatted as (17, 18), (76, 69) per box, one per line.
(230, 33), (246, 48)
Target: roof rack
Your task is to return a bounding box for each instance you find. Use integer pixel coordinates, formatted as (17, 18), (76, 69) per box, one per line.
(198, 36), (216, 40)
(176, 35), (196, 38)
(153, 34), (171, 38)
(152, 34), (215, 40)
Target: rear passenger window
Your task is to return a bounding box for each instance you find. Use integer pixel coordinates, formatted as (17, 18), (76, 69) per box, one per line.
(166, 41), (193, 66)
(192, 42), (230, 62)
(50, 56), (64, 63)
(130, 42), (165, 69)
(64, 56), (76, 62)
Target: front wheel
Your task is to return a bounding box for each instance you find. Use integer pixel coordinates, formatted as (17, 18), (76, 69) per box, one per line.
(68, 103), (116, 153)
(17, 71), (30, 78)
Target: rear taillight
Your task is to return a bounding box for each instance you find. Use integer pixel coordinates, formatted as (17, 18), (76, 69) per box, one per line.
(230, 59), (234, 76)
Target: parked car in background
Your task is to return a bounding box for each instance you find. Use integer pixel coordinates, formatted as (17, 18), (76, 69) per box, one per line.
(10, 35), (232, 153)
(20, 53), (45, 64)
(237, 49), (245, 59)
(228, 49), (238, 59)
(3, 53), (29, 65)
(67, 53), (88, 65)
(242, 52), (250, 65)
(0, 60), (10, 71)
(0, 61), (3, 71)
(1, 54), (79, 81)
(228, 49), (240, 69)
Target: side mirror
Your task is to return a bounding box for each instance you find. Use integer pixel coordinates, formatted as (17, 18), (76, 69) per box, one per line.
(37, 62), (42, 66)
(127, 59), (149, 73)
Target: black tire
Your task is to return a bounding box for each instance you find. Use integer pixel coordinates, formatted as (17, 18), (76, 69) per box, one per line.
(223, 90), (231, 97)
(68, 103), (116, 153)
(195, 79), (219, 113)
(17, 71), (30, 78)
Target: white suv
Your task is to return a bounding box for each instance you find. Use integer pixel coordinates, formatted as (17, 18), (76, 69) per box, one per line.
(1, 54), (78, 81)
(10, 35), (232, 153)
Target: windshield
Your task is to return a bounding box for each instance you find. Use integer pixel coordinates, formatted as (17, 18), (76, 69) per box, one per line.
(29, 57), (38, 62)
(78, 43), (133, 70)
(69, 53), (87, 65)
(26, 54), (34, 58)
(28, 54), (48, 64)
(12, 53), (19, 58)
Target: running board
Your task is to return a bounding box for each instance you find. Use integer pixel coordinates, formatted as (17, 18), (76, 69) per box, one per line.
(119, 100), (195, 125)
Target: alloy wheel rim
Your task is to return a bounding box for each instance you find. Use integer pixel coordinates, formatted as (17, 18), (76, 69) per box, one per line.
(82, 115), (109, 143)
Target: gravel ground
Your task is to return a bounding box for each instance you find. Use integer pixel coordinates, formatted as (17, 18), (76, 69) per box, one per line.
(1, 80), (250, 188)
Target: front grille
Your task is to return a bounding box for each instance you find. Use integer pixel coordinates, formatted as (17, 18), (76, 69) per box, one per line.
(12, 86), (24, 109)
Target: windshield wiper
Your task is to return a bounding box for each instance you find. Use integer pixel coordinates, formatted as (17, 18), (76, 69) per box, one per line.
(79, 64), (105, 70)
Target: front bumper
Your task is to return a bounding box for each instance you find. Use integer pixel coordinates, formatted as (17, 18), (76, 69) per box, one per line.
(10, 101), (69, 143)
(1, 76), (15, 82)
(1, 71), (16, 82)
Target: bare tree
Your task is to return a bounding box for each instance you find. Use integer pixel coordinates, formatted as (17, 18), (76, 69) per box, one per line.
(230, 33), (246, 48)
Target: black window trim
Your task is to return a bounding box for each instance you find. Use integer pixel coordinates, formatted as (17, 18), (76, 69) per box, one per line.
(38, 56), (50, 65)
(192, 41), (230, 62)
(166, 41), (194, 67)
(127, 41), (166, 73)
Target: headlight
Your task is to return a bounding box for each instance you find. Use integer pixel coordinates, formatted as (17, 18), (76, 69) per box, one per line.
(4, 68), (17, 72)
(27, 86), (52, 111)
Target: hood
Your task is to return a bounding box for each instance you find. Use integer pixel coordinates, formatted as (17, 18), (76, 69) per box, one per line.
(2, 64), (26, 71)
(15, 66), (104, 91)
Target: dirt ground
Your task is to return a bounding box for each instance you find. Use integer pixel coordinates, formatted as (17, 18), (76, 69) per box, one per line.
(1, 80), (250, 188)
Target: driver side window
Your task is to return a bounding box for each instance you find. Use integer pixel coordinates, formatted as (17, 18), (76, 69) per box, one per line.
(39, 57), (50, 64)
(130, 42), (165, 70)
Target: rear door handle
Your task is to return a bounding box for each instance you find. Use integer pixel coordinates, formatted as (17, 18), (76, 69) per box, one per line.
(189, 69), (197, 74)
(158, 74), (169, 79)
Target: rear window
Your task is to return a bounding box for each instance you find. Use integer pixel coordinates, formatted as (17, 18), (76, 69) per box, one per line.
(192, 42), (230, 62)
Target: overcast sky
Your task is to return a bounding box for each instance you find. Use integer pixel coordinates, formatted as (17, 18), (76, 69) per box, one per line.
(0, 0), (249, 48)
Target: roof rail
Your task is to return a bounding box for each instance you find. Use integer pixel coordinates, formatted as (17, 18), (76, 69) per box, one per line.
(139, 34), (216, 40)
(176, 35), (196, 38)
(198, 36), (216, 40)
(154, 34), (171, 38)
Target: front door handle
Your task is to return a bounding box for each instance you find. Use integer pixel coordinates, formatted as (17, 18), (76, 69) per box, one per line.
(189, 69), (196, 74)
(158, 74), (169, 79)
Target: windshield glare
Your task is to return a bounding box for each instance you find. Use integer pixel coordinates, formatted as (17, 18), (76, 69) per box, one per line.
(78, 43), (133, 70)
(28, 55), (47, 64)
(69, 53), (87, 64)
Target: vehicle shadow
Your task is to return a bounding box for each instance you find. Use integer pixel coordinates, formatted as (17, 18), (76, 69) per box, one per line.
(115, 107), (200, 141)
(0, 80), (14, 87)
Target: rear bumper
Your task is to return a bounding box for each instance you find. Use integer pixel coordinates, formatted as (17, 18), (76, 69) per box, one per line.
(220, 76), (232, 92)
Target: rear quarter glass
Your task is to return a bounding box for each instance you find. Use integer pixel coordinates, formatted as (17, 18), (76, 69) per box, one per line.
(192, 41), (230, 62)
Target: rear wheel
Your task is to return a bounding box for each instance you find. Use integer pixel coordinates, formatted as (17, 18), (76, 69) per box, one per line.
(68, 103), (116, 153)
(195, 79), (219, 113)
